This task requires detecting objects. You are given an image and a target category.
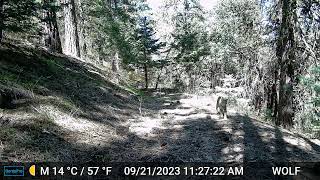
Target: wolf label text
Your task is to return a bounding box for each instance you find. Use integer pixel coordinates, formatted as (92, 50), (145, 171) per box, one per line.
(272, 167), (301, 176)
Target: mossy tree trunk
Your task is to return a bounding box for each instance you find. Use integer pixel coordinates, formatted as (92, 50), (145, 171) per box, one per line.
(276, 0), (297, 128)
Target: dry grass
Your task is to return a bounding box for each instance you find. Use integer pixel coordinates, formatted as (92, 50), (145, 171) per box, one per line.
(1, 43), (319, 163)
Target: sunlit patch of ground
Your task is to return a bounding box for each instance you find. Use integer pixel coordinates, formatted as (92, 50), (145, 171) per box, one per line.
(1, 90), (320, 162)
(124, 93), (320, 162)
(0, 94), (130, 161)
(35, 104), (125, 146)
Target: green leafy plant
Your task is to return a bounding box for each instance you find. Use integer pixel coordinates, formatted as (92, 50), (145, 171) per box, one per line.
(300, 66), (320, 134)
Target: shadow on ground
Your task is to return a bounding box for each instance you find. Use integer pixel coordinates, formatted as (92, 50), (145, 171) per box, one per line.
(1, 44), (320, 170)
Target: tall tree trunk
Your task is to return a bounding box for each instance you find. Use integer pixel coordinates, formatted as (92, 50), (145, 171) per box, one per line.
(143, 44), (148, 90)
(210, 62), (218, 89)
(272, 70), (278, 118)
(155, 64), (165, 90)
(144, 63), (148, 90)
(276, 0), (297, 128)
(0, 0), (4, 43)
(112, 52), (120, 72)
(51, 2), (62, 53)
(62, 0), (80, 58)
(266, 84), (271, 109)
(53, 17), (62, 52)
(97, 42), (104, 64)
(43, 0), (62, 53)
(78, 0), (88, 59)
(155, 73), (161, 90)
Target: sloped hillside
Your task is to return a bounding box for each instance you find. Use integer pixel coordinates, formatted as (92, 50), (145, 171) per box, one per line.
(0, 43), (141, 162)
(1, 43), (320, 165)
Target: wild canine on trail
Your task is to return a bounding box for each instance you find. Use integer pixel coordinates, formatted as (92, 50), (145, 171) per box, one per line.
(216, 96), (227, 119)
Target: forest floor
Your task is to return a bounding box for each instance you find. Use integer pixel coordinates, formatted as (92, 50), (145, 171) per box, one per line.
(122, 93), (320, 162)
(1, 43), (320, 164)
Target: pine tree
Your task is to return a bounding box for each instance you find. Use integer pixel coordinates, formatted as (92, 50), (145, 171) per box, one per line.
(134, 16), (164, 89)
(0, 0), (38, 43)
(85, 0), (140, 65)
(171, 0), (208, 64)
(169, 0), (210, 90)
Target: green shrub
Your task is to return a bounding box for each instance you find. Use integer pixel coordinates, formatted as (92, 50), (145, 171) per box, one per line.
(300, 66), (320, 135)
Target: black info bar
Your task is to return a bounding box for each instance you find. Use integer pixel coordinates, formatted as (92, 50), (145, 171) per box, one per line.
(0, 162), (319, 180)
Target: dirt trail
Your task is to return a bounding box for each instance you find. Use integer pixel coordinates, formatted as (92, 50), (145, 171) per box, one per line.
(112, 93), (320, 162)
(2, 44), (318, 163)
(1, 92), (320, 162)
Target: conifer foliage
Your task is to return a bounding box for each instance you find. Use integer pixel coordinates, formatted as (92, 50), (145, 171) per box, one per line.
(0, 0), (319, 136)
(0, 0), (38, 42)
(134, 16), (164, 89)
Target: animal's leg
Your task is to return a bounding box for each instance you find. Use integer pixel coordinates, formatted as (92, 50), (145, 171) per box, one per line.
(223, 112), (227, 120)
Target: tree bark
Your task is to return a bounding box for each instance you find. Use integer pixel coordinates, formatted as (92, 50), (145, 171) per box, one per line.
(272, 70), (278, 118)
(143, 41), (148, 90)
(51, 1), (62, 53)
(155, 73), (161, 90)
(266, 82), (272, 109)
(210, 63), (218, 89)
(62, 0), (80, 58)
(53, 18), (62, 52)
(78, 0), (88, 59)
(155, 64), (165, 90)
(144, 63), (148, 90)
(276, 0), (297, 128)
(97, 42), (104, 64)
(0, 0), (4, 43)
(43, 0), (62, 53)
(112, 52), (120, 72)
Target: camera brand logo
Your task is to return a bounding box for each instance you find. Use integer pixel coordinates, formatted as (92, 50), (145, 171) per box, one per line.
(3, 166), (25, 176)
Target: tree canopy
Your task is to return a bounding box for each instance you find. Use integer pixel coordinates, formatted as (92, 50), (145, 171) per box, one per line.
(0, 0), (319, 134)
